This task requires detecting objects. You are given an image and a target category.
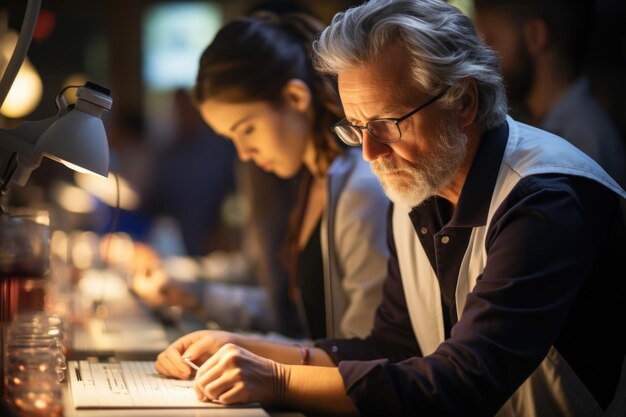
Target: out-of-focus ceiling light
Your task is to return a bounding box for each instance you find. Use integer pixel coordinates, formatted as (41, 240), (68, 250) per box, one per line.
(0, 0), (112, 205)
(0, 29), (43, 118)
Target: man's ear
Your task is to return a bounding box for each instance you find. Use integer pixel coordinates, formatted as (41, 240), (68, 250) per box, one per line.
(281, 79), (312, 112)
(459, 79), (478, 127)
(523, 17), (549, 56)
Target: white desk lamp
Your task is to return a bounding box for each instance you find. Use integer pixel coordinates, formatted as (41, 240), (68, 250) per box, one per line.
(0, 0), (112, 201)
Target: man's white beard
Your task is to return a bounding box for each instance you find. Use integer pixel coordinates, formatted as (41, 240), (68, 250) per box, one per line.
(371, 118), (467, 208)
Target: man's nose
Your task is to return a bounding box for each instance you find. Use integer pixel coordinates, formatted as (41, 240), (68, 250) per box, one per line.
(362, 131), (391, 162)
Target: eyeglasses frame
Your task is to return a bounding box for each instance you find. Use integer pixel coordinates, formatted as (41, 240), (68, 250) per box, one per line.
(331, 90), (447, 146)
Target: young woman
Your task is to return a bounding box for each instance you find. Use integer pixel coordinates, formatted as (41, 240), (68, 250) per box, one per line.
(192, 10), (389, 340)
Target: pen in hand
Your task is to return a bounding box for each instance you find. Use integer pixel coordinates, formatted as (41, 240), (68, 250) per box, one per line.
(183, 356), (211, 402)
(183, 356), (200, 371)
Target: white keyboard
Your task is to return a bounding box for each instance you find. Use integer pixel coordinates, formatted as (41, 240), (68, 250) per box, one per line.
(69, 360), (223, 408)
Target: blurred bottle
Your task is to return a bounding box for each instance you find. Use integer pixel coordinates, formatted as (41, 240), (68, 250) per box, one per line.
(0, 210), (52, 412)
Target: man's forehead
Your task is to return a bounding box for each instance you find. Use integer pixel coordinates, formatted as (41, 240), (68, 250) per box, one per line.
(337, 43), (411, 89)
(337, 68), (418, 114)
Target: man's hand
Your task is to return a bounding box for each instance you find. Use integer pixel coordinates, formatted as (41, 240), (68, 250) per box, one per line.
(193, 343), (286, 405)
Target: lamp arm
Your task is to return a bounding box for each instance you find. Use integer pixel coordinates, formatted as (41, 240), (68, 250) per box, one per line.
(0, 116), (56, 187)
(0, 116), (55, 153)
(0, 0), (41, 109)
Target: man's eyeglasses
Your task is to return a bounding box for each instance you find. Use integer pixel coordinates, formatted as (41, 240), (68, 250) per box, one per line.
(331, 91), (446, 146)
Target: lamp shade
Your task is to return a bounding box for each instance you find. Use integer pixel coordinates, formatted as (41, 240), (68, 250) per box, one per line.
(34, 83), (112, 178)
(35, 109), (110, 177)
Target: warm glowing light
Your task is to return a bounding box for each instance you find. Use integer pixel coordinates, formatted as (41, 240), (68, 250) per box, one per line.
(51, 230), (69, 263)
(100, 233), (135, 265)
(74, 172), (140, 210)
(0, 30), (43, 118)
(37, 219), (50, 230)
(9, 208), (50, 226)
(51, 181), (95, 213)
(55, 158), (95, 174)
(78, 269), (128, 300)
(162, 256), (199, 281)
(61, 73), (88, 105)
(34, 398), (47, 409)
(70, 231), (99, 269)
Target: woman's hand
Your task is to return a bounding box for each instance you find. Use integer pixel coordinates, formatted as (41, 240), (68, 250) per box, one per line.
(130, 245), (167, 309)
(155, 330), (238, 379)
(130, 245), (202, 311)
(193, 343), (286, 405)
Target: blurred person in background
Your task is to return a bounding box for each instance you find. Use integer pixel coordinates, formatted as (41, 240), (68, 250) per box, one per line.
(234, 162), (303, 336)
(473, 0), (626, 187)
(130, 88), (246, 329)
(139, 88), (237, 257)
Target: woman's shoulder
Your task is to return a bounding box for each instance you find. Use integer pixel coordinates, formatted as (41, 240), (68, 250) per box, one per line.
(329, 150), (389, 212)
(331, 149), (376, 181)
(345, 150), (385, 191)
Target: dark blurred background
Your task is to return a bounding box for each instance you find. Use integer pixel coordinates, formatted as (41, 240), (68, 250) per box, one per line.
(1, 0), (625, 232)
(1, 0), (365, 234)
(2, 0), (363, 143)
(3, 0), (624, 151)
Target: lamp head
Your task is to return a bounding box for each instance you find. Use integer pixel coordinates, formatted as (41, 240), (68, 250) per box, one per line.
(36, 82), (112, 177)
(0, 81), (113, 193)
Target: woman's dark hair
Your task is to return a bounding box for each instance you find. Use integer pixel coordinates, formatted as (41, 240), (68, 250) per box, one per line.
(193, 11), (344, 173)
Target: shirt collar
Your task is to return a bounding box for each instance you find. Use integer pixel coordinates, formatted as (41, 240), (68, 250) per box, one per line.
(446, 120), (509, 228)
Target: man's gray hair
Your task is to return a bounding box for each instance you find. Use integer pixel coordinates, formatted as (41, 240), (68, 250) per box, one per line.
(313, 0), (508, 129)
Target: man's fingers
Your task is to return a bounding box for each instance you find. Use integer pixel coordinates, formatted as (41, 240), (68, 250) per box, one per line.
(196, 369), (233, 402)
(193, 344), (233, 400)
(213, 381), (246, 404)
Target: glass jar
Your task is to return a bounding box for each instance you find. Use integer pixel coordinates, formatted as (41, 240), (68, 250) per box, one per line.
(1, 210), (52, 410)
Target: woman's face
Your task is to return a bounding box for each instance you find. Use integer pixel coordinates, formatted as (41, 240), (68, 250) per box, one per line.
(198, 98), (311, 179)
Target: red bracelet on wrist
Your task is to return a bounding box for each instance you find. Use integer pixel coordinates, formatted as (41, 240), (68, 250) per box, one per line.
(296, 344), (310, 365)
